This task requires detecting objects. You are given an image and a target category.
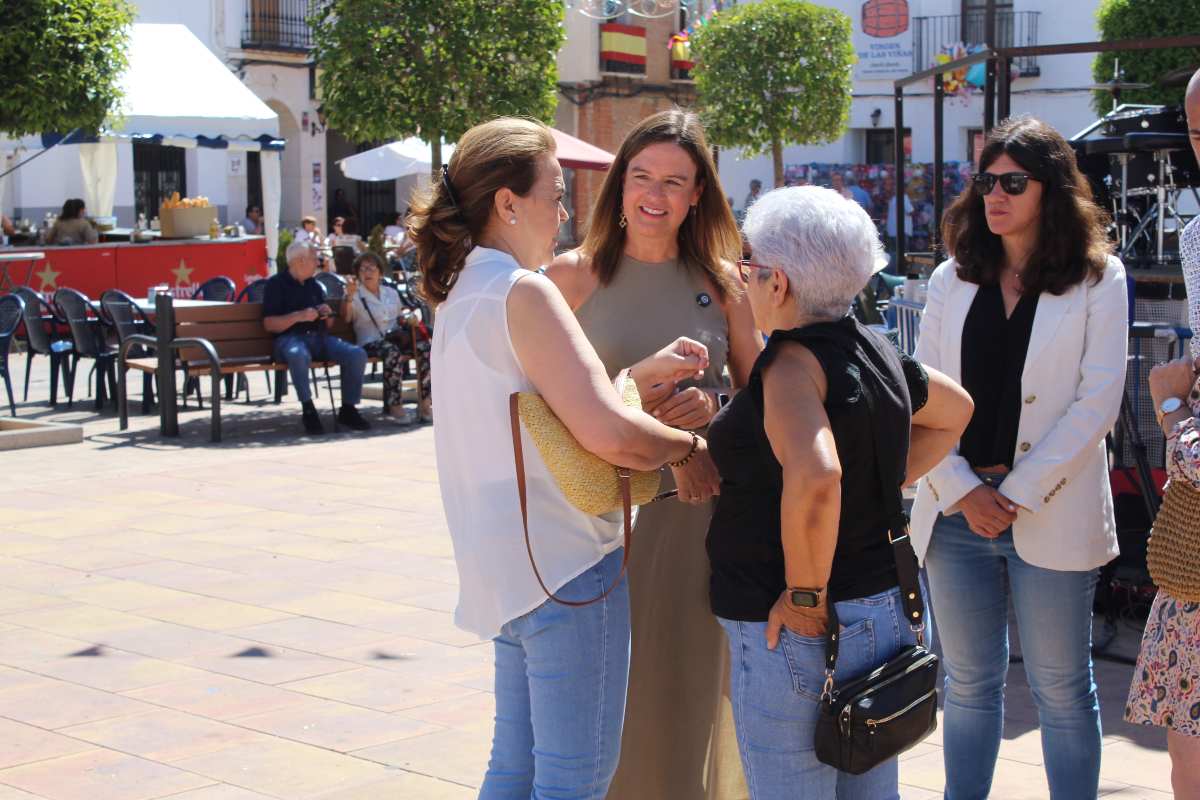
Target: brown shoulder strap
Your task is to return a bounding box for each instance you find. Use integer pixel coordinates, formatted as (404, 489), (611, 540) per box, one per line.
(509, 393), (631, 607)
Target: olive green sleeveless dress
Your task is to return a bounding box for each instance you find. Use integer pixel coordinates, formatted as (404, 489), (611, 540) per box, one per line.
(576, 254), (748, 800)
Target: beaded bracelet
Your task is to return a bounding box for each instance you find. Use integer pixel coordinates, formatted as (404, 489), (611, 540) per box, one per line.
(669, 431), (700, 468)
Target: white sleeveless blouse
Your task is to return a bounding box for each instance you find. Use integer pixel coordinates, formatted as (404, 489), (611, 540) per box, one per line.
(431, 246), (624, 639)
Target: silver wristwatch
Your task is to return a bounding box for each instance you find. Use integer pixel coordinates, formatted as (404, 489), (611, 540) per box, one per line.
(1157, 396), (1184, 425)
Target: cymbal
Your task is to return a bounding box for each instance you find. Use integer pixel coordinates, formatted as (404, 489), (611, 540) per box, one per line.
(1088, 80), (1151, 92)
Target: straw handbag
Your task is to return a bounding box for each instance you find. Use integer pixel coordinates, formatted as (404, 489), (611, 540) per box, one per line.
(508, 373), (661, 607)
(1147, 478), (1200, 602)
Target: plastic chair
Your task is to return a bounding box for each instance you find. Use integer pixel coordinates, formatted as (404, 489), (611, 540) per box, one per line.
(0, 294), (24, 415)
(315, 271), (346, 301)
(54, 288), (117, 410)
(100, 289), (156, 414)
(236, 278), (269, 304)
(12, 285), (72, 404)
(191, 276), (237, 302)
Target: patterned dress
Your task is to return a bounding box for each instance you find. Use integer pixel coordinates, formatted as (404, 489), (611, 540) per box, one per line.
(1125, 217), (1200, 737)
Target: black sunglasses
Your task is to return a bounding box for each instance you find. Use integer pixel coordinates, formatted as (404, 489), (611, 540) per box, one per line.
(971, 172), (1037, 196)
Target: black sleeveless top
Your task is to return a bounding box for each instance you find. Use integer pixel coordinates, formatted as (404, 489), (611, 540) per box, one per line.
(706, 317), (928, 620)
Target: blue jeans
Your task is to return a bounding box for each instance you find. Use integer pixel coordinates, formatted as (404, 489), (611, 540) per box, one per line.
(925, 512), (1101, 800)
(481, 549), (630, 800)
(273, 331), (366, 405)
(718, 585), (927, 800)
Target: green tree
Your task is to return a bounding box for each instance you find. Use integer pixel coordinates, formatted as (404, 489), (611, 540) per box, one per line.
(0, 0), (134, 137)
(312, 0), (564, 168)
(1092, 0), (1200, 114)
(691, 0), (854, 188)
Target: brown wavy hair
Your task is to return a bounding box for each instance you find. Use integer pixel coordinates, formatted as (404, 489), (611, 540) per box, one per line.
(580, 109), (741, 300)
(408, 117), (555, 304)
(943, 115), (1112, 295)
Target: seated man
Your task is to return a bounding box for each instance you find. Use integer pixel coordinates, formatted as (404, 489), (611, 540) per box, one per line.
(263, 240), (370, 435)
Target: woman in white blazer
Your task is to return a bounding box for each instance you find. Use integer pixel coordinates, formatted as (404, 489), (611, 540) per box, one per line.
(910, 116), (1128, 800)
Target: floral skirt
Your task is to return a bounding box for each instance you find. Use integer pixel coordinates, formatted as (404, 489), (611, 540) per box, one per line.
(1125, 589), (1200, 737)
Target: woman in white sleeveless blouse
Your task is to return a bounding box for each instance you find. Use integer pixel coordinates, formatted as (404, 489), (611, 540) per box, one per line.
(409, 117), (722, 799)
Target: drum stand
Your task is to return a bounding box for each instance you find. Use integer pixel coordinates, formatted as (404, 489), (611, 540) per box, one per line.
(1119, 149), (1188, 264)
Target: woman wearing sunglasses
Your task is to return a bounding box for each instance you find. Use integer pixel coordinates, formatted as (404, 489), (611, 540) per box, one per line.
(909, 115), (1128, 798)
(707, 185), (972, 798)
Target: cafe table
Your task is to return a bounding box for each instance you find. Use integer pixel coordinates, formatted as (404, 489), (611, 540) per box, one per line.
(0, 251), (45, 293)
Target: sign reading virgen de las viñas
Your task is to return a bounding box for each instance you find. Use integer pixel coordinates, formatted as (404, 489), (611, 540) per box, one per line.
(850, 0), (914, 80)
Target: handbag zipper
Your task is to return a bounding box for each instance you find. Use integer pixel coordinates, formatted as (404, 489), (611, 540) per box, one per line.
(836, 652), (938, 735)
(865, 689), (937, 732)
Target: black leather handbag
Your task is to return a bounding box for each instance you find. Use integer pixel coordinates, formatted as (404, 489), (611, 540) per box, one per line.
(813, 363), (939, 775)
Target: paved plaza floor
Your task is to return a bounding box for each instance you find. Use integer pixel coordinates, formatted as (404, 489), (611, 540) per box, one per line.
(0, 355), (1173, 798)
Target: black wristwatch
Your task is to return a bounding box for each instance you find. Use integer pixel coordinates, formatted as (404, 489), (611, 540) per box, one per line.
(788, 587), (825, 608)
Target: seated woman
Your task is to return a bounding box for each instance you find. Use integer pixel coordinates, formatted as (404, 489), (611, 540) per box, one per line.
(341, 251), (431, 423)
(46, 199), (98, 245)
(706, 186), (973, 799)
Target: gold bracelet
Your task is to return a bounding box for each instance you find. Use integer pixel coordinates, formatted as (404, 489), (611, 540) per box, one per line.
(669, 431), (700, 468)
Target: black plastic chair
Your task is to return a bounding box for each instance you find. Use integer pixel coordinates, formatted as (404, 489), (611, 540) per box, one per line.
(315, 271), (346, 301)
(12, 285), (72, 405)
(0, 294), (24, 416)
(191, 276), (237, 302)
(236, 278), (269, 304)
(331, 247), (356, 275)
(100, 289), (156, 414)
(54, 288), (117, 410)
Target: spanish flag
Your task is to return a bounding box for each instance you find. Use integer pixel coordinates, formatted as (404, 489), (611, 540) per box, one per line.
(600, 23), (647, 66)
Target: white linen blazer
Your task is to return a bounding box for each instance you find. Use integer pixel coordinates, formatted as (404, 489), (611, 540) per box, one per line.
(909, 255), (1128, 571)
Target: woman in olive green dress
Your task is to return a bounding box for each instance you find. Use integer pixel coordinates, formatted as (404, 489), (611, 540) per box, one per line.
(547, 109), (761, 800)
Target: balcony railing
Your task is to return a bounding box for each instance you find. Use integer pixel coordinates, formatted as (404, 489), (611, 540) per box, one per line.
(913, 11), (1040, 78)
(242, 0), (318, 52)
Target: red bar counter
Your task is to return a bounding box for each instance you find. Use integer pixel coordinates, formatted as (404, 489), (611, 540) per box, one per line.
(4, 237), (270, 300)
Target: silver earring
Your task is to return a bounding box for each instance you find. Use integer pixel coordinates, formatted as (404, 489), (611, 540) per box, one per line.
(508, 217), (517, 225)
(618, 212), (627, 229)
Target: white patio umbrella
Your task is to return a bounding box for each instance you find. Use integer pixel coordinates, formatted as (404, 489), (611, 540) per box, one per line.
(337, 138), (456, 182)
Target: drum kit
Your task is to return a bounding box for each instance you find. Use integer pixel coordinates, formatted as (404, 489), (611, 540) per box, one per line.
(1071, 100), (1199, 268)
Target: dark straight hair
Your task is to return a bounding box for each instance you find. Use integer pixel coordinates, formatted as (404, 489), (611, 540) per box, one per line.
(942, 115), (1112, 295)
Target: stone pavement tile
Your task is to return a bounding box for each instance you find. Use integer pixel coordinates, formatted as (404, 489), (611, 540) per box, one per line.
(901, 750), (1061, 798)
(233, 696), (443, 752)
(93, 534), (263, 569)
(250, 537), (365, 562)
(332, 551), (460, 585)
(130, 596), (293, 632)
(0, 748), (214, 800)
(261, 590), (424, 629)
(899, 787), (941, 799)
(172, 738), (390, 798)
(57, 578), (203, 612)
(281, 667), (481, 713)
(101, 561), (243, 593)
(397, 691), (496, 731)
(315, 568), (456, 603)
(351, 727), (492, 787)
(145, 785), (276, 800)
(353, 608), (480, 648)
(0, 718), (94, 770)
(1100, 784), (1173, 798)
(59, 708), (270, 764)
(0, 785), (44, 799)
(390, 588), (459, 614)
(190, 578), (314, 608)
(0, 588), (74, 615)
(167, 502), (278, 521)
(229, 617), (396, 656)
(1099, 741), (1174, 794)
(0, 532), (58, 558)
(0, 667), (59, 694)
(21, 545), (158, 572)
(997, 726), (1047, 767)
(323, 636), (491, 684)
(310, 771), (475, 800)
(286, 522), (399, 545)
(181, 645), (358, 686)
(0, 679), (156, 730)
(897, 741), (940, 763)
(0, 629), (100, 665)
(0, 560), (102, 594)
(96, 622), (254, 662)
(1, 604), (152, 640)
(19, 649), (211, 694)
(127, 514), (225, 536)
(123, 673), (314, 721)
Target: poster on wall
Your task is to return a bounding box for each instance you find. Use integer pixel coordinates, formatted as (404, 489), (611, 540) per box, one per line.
(228, 153), (244, 177)
(312, 162), (324, 212)
(852, 0), (914, 81)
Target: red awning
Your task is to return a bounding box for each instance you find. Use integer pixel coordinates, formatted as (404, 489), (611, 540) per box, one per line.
(551, 128), (615, 171)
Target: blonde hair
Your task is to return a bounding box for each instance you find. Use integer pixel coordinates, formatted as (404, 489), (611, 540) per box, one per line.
(580, 109), (741, 300)
(408, 117), (556, 304)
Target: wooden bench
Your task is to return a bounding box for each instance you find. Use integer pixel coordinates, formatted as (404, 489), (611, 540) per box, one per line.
(117, 294), (415, 442)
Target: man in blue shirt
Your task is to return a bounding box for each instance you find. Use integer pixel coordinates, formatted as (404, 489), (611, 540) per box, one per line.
(263, 240), (369, 434)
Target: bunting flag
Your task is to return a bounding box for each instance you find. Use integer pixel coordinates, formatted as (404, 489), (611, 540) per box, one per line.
(600, 23), (648, 66)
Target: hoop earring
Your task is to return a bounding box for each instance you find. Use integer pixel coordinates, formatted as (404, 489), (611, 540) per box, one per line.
(618, 212), (627, 229)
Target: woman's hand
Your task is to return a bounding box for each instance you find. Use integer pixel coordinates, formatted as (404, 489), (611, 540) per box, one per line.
(670, 438), (720, 504)
(956, 484), (1018, 538)
(630, 337), (709, 392)
(1149, 356), (1199, 408)
(766, 590), (828, 649)
(653, 387), (716, 430)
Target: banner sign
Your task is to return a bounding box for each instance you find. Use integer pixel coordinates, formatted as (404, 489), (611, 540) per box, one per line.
(853, 0), (914, 80)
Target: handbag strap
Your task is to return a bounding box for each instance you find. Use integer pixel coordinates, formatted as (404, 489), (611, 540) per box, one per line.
(508, 393), (632, 607)
(359, 291), (390, 339)
(823, 357), (927, 679)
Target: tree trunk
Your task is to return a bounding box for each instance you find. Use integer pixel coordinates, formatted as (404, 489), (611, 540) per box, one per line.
(431, 137), (442, 173)
(772, 137), (784, 188)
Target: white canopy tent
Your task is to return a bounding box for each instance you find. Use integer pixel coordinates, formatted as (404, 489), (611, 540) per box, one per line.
(5, 24), (283, 263)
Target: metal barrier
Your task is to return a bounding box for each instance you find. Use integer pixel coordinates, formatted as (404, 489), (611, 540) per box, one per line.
(891, 298), (926, 356)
